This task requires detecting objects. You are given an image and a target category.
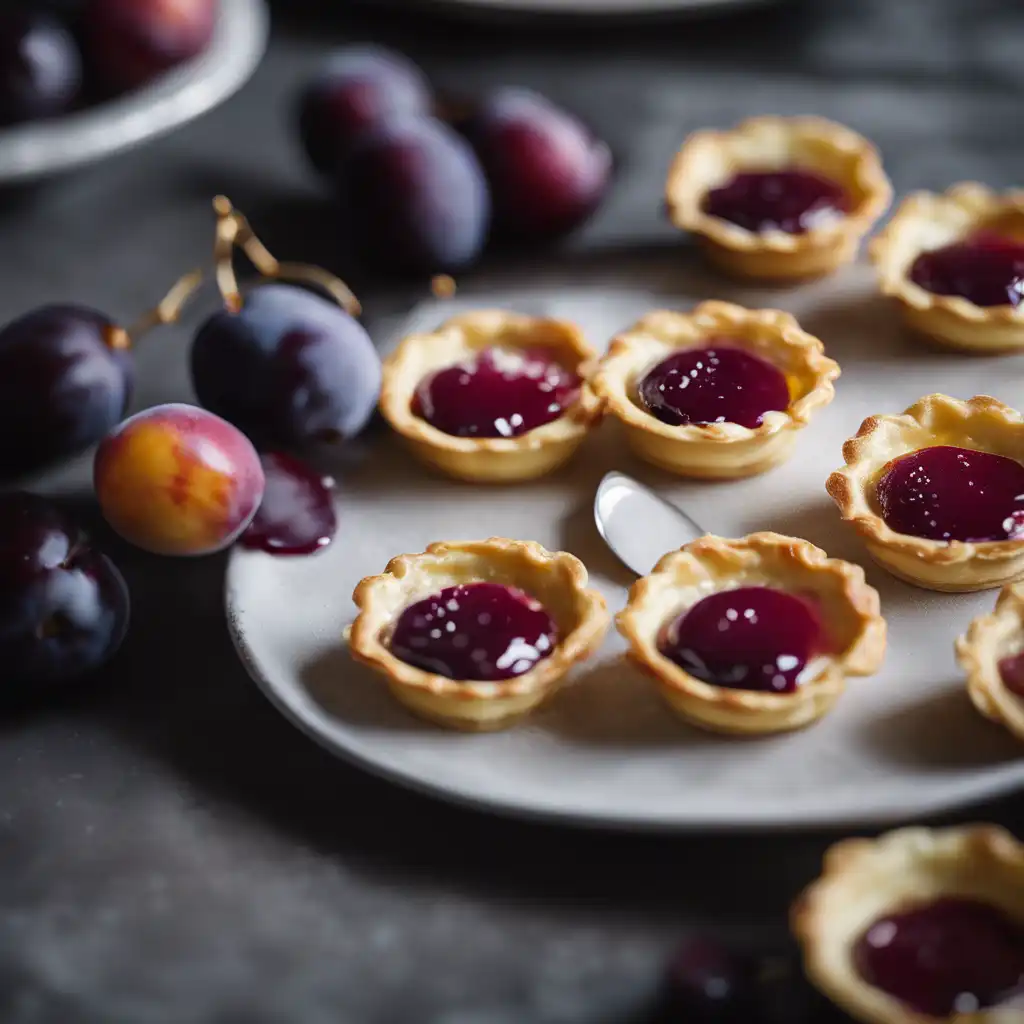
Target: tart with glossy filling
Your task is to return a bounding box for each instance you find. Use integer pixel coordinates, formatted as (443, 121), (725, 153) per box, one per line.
(379, 310), (602, 483)
(871, 183), (1024, 352)
(792, 825), (1024, 1024)
(956, 583), (1024, 743)
(590, 302), (840, 479)
(827, 394), (1024, 592)
(616, 532), (885, 736)
(348, 538), (609, 731)
(666, 115), (891, 280)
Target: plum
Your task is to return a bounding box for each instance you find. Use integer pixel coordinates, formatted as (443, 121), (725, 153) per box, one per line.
(191, 283), (382, 450)
(297, 46), (431, 177)
(0, 492), (129, 695)
(94, 403), (265, 557)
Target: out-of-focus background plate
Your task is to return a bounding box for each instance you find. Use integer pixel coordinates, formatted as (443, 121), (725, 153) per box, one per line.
(225, 277), (1024, 834)
(413, 0), (776, 15)
(0, 0), (269, 185)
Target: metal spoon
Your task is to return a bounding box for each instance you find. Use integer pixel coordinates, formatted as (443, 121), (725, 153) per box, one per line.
(593, 471), (707, 577)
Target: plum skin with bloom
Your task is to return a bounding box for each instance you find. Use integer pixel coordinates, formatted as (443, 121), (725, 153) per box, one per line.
(94, 403), (265, 557)
(0, 491), (130, 695)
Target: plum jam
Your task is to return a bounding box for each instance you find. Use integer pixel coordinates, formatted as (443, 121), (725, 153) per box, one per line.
(701, 169), (851, 234)
(909, 232), (1024, 308)
(658, 586), (826, 694)
(413, 346), (580, 439)
(637, 344), (789, 429)
(389, 582), (558, 681)
(876, 446), (1024, 543)
(240, 452), (336, 556)
(855, 897), (1024, 1016)
(999, 652), (1024, 698)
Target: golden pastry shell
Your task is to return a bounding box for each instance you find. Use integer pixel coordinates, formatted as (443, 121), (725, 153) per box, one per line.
(955, 582), (1024, 743)
(589, 301), (840, 479)
(348, 538), (610, 732)
(379, 309), (602, 483)
(791, 824), (1024, 1024)
(871, 182), (1024, 352)
(666, 115), (892, 279)
(616, 532), (886, 736)
(827, 394), (1024, 592)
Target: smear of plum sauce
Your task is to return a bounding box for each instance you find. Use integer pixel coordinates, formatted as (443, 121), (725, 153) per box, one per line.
(240, 452), (337, 556)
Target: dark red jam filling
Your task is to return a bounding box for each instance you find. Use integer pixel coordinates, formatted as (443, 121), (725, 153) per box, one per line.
(412, 346), (580, 439)
(240, 452), (337, 556)
(701, 168), (851, 235)
(876, 445), (1024, 543)
(999, 652), (1024, 698)
(389, 582), (559, 681)
(855, 897), (1024, 1016)
(658, 586), (826, 694)
(637, 344), (790, 429)
(909, 231), (1024, 308)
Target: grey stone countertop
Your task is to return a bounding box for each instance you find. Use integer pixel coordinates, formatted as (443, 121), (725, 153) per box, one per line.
(2, 3), (1023, 1022)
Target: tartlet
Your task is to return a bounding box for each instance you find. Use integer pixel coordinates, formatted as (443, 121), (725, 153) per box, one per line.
(956, 583), (1024, 743)
(827, 394), (1024, 592)
(871, 183), (1024, 352)
(616, 532), (886, 736)
(379, 309), (602, 483)
(792, 825), (1024, 1024)
(348, 538), (609, 731)
(665, 115), (892, 280)
(590, 301), (840, 479)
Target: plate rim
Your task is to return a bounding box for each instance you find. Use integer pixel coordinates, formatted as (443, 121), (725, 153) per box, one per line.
(0, 0), (269, 183)
(225, 551), (1024, 833)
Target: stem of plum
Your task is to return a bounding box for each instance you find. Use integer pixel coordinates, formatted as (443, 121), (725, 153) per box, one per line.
(103, 269), (205, 350)
(212, 195), (362, 317)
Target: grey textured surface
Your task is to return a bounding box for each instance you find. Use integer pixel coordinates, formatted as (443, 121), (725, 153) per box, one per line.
(2, 2), (1023, 1021)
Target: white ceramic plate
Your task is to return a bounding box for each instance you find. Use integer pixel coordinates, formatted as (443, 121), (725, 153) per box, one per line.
(0, 0), (268, 184)
(226, 273), (1024, 831)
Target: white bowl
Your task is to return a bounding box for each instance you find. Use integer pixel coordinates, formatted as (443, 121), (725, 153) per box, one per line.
(0, 0), (269, 184)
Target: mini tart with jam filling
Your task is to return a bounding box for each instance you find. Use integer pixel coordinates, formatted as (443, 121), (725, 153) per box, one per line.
(379, 310), (602, 483)
(347, 538), (609, 732)
(827, 394), (1024, 593)
(871, 183), (1024, 352)
(792, 825), (1024, 1024)
(666, 115), (892, 280)
(616, 532), (885, 736)
(956, 583), (1024, 744)
(590, 302), (840, 479)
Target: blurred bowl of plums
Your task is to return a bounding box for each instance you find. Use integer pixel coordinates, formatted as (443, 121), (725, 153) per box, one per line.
(0, 0), (268, 185)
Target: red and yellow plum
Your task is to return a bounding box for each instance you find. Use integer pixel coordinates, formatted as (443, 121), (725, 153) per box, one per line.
(94, 403), (264, 556)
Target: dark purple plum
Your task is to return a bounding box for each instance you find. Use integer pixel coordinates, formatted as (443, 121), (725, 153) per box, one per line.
(191, 283), (382, 450)
(339, 114), (490, 275)
(0, 492), (129, 696)
(297, 46), (431, 177)
(461, 87), (612, 242)
(0, 305), (132, 483)
(0, 9), (82, 126)
(651, 936), (757, 1022)
(84, 0), (216, 94)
